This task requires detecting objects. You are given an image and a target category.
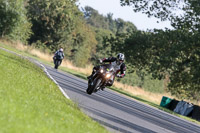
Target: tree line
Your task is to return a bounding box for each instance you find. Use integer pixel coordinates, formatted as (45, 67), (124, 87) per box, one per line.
(1, 0), (200, 101)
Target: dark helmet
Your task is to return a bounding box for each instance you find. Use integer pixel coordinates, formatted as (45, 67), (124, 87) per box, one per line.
(117, 53), (125, 61)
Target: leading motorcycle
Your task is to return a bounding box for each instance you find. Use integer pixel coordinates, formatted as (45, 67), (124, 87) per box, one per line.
(86, 64), (116, 95)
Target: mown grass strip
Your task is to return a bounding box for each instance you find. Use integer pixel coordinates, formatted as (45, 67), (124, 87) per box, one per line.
(0, 49), (108, 133)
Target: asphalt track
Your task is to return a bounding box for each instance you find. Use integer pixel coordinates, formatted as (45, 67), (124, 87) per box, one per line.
(42, 64), (200, 133)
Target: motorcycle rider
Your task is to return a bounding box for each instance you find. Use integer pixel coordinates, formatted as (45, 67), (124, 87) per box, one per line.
(53, 48), (65, 68)
(87, 53), (126, 90)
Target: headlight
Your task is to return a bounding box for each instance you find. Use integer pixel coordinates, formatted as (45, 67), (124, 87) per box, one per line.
(106, 73), (111, 78)
(100, 69), (104, 73)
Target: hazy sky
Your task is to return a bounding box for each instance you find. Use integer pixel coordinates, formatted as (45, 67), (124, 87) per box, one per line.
(76, 0), (173, 31)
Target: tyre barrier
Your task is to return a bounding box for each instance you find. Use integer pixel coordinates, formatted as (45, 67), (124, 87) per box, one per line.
(160, 96), (200, 122)
(192, 105), (200, 121)
(168, 99), (179, 111)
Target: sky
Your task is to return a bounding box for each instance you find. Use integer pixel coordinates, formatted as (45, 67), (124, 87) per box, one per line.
(76, 0), (173, 31)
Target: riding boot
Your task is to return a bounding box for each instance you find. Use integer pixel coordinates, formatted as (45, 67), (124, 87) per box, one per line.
(101, 86), (105, 91)
(87, 75), (92, 79)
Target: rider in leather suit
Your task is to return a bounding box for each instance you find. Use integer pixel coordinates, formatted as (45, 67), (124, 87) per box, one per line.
(87, 53), (126, 90)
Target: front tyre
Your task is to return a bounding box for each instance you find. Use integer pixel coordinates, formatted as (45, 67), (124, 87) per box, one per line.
(86, 78), (102, 95)
(86, 86), (93, 95)
(54, 60), (61, 69)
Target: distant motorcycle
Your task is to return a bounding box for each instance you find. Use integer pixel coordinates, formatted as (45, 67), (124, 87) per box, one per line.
(86, 64), (116, 95)
(53, 57), (62, 69)
(53, 49), (64, 69)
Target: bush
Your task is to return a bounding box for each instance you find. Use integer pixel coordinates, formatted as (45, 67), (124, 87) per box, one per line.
(118, 72), (164, 93)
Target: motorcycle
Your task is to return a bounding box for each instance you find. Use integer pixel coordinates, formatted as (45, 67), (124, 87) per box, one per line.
(53, 57), (62, 69)
(86, 64), (116, 95)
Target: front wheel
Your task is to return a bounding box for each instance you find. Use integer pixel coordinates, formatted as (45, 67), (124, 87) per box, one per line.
(86, 78), (102, 95)
(54, 60), (61, 69)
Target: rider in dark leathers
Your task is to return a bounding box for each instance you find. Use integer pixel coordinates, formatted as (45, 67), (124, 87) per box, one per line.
(53, 48), (65, 69)
(87, 53), (126, 90)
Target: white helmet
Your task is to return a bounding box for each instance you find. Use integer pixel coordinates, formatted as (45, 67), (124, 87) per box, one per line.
(117, 53), (125, 61)
(59, 48), (63, 52)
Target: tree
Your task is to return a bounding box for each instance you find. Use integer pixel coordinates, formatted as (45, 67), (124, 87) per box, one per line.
(70, 19), (97, 67)
(120, 0), (200, 31)
(82, 6), (137, 34)
(120, 0), (185, 21)
(0, 0), (31, 43)
(91, 28), (113, 62)
(106, 13), (117, 33)
(120, 0), (200, 100)
(83, 6), (109, 30)
(27, 0), (80, 50)
(115, 18), (137, 33)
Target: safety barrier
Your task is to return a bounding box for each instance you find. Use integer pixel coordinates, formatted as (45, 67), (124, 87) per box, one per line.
(160, 96), (200, 122)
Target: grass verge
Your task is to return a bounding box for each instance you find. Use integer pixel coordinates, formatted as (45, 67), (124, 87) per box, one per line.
(0, 49), (108, 133)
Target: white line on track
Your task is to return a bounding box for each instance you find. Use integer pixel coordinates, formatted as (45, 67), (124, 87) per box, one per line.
(39, 63), (70, 99)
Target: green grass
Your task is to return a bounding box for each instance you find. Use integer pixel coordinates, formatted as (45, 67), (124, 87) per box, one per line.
(1, 42), (200, 126)
(0, 49), (108, 133)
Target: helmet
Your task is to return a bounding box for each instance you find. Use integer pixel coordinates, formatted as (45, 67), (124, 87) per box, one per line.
(59, 48), (63, 52)
(117, 53), (125, 61)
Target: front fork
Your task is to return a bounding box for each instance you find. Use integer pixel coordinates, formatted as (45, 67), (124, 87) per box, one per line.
(89, 75), (105, 89)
